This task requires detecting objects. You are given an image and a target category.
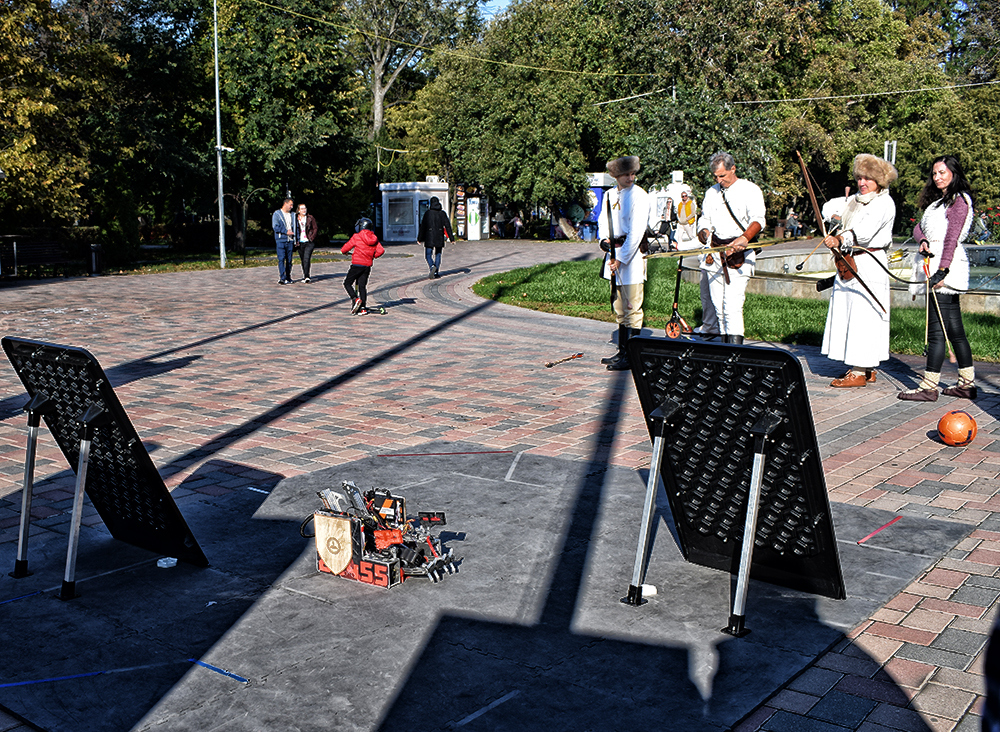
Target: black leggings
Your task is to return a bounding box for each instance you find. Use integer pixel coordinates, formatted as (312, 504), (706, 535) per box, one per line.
(926, 292), (973, 372)
(344, 265), (371, 307)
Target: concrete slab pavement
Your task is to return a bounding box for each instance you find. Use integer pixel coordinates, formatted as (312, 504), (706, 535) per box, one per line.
(1, 240), (999, 731)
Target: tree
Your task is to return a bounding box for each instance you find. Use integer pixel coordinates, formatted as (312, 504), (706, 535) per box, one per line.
(627, 90), (780, 196)
(0, 0), (117, 225)
(213, 0), (361, 233)
(949, 0), (1000, 80)
(770, 0), (955, 219)
(404, 0), (665, 211)
(342, 0), (484, 139)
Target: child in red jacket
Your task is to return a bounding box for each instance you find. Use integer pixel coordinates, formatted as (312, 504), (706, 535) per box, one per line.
(341, 218), (385, 315)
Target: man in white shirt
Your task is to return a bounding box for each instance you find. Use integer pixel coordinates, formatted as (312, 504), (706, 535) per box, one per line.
(696, 152), (766, 344)
(598, 155), (650, 371)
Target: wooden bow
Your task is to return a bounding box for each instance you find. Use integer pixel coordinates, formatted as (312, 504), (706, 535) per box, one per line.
(795, 151), (886, 314)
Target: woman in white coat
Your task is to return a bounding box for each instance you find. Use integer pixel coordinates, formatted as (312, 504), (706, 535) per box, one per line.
(821, 154), (897, 387)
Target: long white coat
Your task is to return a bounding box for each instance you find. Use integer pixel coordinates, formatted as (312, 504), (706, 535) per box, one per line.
(599, 184), (649, 286)
(821, 189), (896, 368)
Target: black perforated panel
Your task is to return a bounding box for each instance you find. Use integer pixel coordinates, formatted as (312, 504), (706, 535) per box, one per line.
(3, 337), (208, 566)
(628, 337), (844, 599)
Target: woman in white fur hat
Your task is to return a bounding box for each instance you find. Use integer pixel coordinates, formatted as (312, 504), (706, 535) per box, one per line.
(821, 153), (897, 388)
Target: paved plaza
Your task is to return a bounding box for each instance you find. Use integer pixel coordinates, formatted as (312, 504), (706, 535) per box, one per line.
(1, 240), (999, 731)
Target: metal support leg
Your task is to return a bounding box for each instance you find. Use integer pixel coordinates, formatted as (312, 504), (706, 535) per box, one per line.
(623, 399), (680, 607)
(10, 395), (53, 579)
(60, 404), (109, 601)
(60, 431), (92, 600)
(723, 411), (783, 637)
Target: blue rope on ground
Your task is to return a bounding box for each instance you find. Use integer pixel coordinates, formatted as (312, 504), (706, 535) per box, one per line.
(0, 659), (249, 688)
(188, 659), (250, 684)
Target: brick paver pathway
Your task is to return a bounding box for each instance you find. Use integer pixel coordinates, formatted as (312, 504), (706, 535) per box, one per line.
(1, 240), (998, 731)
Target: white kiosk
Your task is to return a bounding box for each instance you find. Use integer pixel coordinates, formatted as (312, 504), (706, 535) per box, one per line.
(379, 178), (450, 243)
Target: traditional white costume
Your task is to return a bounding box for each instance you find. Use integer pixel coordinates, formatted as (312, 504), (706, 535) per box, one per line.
(821, 189), (896, 368)
(600, 183), (650, 328)
(696, 178), (766, 337)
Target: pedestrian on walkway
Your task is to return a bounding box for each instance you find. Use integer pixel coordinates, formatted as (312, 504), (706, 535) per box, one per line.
(899, 155), (977, 401)
(418, 197), (453, 279)
(271, 197), (296, 285)
(296, 203), (318, 282)
(341, 217), (385, 315)
(675, 188), (698, 246)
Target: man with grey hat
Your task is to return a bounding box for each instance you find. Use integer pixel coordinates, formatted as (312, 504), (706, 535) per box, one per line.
(598, 155), (650, 371)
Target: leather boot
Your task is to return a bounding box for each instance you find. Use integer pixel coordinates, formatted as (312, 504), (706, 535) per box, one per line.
(601, 325), (627, 365)
(607, 327), (632, 371)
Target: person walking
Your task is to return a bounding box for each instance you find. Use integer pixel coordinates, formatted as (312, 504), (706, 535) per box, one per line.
(295, 203), (318, 282)
(899, 155), (978, 401)
(676, 189), (698, 246)
(418, 196), (453, 279)
(271, 197), (296, 285)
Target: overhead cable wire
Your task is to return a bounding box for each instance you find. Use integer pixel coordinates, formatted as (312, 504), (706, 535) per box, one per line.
(731, 79), (1000, 104)
(244, 0), (658, 78)
(242, 0), (1000, 101)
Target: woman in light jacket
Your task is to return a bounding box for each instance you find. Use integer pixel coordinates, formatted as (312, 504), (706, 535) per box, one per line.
(899, 155), (977, 401)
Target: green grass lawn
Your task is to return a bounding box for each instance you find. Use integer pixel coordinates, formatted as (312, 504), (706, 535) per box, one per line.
(471, 258), (1000, 363)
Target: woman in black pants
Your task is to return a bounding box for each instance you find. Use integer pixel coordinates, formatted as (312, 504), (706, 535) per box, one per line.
(899, 155), (977, 401)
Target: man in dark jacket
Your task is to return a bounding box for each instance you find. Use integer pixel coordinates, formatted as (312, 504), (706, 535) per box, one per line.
(418, 197), (453, 279)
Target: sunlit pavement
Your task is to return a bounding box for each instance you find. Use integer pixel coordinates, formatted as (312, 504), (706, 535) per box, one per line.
(1, 240), (997, 731)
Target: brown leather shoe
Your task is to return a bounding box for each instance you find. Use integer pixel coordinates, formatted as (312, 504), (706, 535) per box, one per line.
(866, 370), (877, 383)
(831, 372), (867, 388)
(941, 384), (977, 399)
(897, 388), (938, 401)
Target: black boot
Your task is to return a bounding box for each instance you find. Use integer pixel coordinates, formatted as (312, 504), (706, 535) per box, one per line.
(730, 335), (744, 345)
(601, 325), (628, 365)
(607, 328), (634, 371)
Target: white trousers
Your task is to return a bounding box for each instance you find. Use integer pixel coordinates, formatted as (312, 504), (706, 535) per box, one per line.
(704, 263), (753, 336)
(697, 273), (719, 334)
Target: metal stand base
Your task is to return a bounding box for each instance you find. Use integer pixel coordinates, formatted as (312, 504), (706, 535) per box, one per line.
(621, 584), (647, 607)
(9, 559), (31, 579)
(723, 613), (750, 638)
(59, 580), (78, 601)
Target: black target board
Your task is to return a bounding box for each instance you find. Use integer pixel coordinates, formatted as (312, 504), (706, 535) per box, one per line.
(2, 337), (208, 567)
(627, 336), (845, 600)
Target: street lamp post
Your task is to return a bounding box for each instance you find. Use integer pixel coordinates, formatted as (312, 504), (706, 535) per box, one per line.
(213, 0), (227, 269)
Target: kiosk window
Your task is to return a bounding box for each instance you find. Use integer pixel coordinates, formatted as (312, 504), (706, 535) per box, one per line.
(387, 197), (413, 226)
